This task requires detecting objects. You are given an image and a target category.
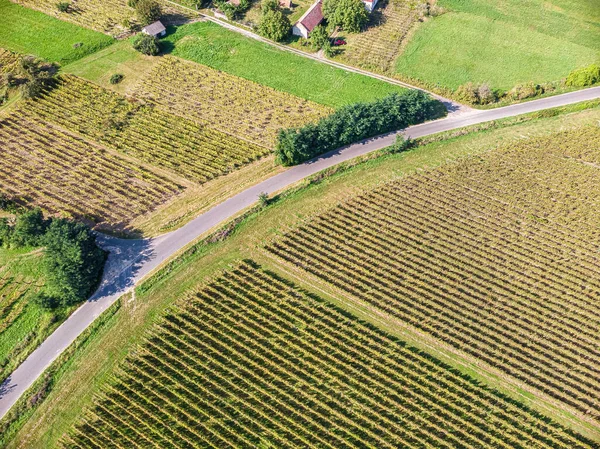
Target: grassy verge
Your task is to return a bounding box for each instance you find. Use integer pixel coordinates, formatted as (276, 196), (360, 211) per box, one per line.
(0, 0), (114, 65)
(394, 0), (599, 91)
(162, 20), (405, 108)
(6, 105), (600, 448)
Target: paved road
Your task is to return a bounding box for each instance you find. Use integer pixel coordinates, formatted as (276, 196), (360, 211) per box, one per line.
(0, 86), (599, 420)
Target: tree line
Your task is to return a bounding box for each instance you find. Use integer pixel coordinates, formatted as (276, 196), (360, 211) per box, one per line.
(275, 90), (446, 165)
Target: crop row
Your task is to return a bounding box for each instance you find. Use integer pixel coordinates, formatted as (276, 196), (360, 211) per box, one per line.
(20, 75), (270, 183)
(0, 48), (19, 84)
(266, 134), (600, 420)
(61, 261), (596, 448)
(133, 56), (332, 147)
(0, 113), (181, 228)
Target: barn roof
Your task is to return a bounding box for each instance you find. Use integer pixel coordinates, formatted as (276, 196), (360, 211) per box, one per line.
(143, 21), (166, 36)
(297, 0), (323, 32)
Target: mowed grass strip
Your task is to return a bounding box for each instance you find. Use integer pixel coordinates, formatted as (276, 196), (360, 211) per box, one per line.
(61, 261), (597, 449)
(395, 0), (600, 90)
(0, 0), (114, 65)
(163, 21), (405, 108)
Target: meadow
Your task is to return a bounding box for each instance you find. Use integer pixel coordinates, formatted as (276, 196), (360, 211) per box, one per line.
(61, 261), (596, 449)
(0, 0), (114, 65)
(394, 0), (600, 90)
(8, 106), (600, 449)
(162, 21), (405, 108)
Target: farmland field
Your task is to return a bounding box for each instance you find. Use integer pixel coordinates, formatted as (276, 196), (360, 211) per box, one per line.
(0, 109), (182, 228)
(335, 0), (422, 73)
(61, 260), (597, 449)
(134, 56), (332, 147)
(8, 107), (600, 448)
(163, 21), (406, 108)
(0, 0), (113, 65)
(267, 126), (600, 421)
(394, 0), (600, 90)
(0, 248), (52, 383)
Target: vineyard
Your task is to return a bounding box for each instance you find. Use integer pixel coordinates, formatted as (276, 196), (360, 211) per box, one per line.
(336, 0), (422, 73)
(0, 111), (181, 227)
(11, 0), (134, 35)
(267, 126), (600, 422)
(0, 48), (19, 85)
(60, 261), (597, 449)
(133, 57), (332, 147)
(20, 75), (270, 183)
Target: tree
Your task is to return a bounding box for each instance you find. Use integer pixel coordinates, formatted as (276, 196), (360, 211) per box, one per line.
(11, 208), (48, 247)
(132, 33), (160, 55)
(258, 8), (291, 42)
(261, 0), (279, 11)
(323, 0), (367, 33)
(56, 1), (70, 12)
(17, 56), (58, 99)
(135, 0), (161, 25)
(43, 219), (105, 306)
(310, 24), (329, 50)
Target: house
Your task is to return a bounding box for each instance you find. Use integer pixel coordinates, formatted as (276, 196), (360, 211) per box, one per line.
(292, 0), (323, 39)
(142, 21), (166, 38)
(362, 0), (378, 12)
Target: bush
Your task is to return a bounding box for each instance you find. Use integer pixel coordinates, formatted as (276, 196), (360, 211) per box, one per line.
(258, 192), (271, 207)
(30, 292), (61, 311)
(323, 0), (367, 33)
(17, 56), (59, 99)
(132, 33), (160, 55)
(110, 73), (124, 84)
(56, 1), (70, 12)
(477, 83), (496, 104)
(43, 219), (105, 306)
(310, 25), (329, 50)
(258, 8), (291, 42)
(455, 82), (497, 105)
(509, 82), (541, 100)
(261, 0), (279, 11)
(135, 0), (161, 25)
(565, 64), (600, 88)
(275, 90), (446, 165)
(386, 135), (413, 154)
(10, 208), (48, 247)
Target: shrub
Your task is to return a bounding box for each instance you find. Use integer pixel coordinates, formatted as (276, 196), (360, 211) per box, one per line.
(135, 0), (161, 26)
(262, 0), (279, 11)
(258, 8), (291, 42)
(110, 73), (124, 84)
(258, 192), (271, 207)
(386, 135), (413, 154)
(565, 64), (600, 88)
(275, 90), (446, 165)
(455, 82), (478, 104)
(509, 82), (541, 100)
(132, 33), (160, 55)
(56, 1), (70, 12)
(10, 208), (48, 247)
(323, 0), (368, 33)
(30, 292), (61, 310)
(0, 87), (7, 105)
(17, 56), (59, 99)
(477, 83), (496, 104)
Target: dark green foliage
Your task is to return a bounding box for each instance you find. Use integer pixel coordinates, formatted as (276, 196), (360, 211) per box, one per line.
(258, 8), (291, 42)
(132, 33), (160, 55)
(565, 64), (600, 87)
(214, 0), (250, 20)
(261, 0), (279, 12)
(56, 1), (70, 12)
(275, 90), (446, 165)
(323, 0), (367, 33)
(10, 208), (48, 247)
(310, 25), (329, 50)
(43, 219), (105, 306)
(135, 0), (161, 26)
(386, 135), (413, 154)
(0, 209), (105, 308)
(110, 73), (124, 84)
(30, 292), (61, 310)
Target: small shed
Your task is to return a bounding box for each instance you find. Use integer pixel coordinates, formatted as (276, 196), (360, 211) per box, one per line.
(142, 21), (166, 38)
(362, 0), (378, 12)
(292, 0), (323, 39)
(279, 0), (292, 8)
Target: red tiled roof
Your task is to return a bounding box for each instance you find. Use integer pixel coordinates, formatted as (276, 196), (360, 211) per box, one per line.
(300, 0), (324, 32)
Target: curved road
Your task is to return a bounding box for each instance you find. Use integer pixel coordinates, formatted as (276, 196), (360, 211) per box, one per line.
(1, 86), (599, 419)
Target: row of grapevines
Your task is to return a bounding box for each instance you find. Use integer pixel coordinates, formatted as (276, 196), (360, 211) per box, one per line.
(266, 128), (600, 421)
(20, 75), (270, 184)
(0, 112), (182, 228)
(61, 261), (597, 448)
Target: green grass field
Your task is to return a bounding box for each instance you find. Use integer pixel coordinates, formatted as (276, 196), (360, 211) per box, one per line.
(395, 0), (600, 90)
(162, 21), (404, 108)
(7, 105), (600, 449)
(0, 0), (113, 65)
